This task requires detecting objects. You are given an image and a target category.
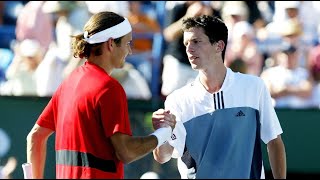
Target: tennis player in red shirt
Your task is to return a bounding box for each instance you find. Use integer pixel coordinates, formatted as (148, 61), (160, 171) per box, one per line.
(25, 11), (175, 179)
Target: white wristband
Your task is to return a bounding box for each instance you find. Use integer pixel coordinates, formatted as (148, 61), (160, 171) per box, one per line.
(151, 126), (172, 148)
(22, 162), (33, 179)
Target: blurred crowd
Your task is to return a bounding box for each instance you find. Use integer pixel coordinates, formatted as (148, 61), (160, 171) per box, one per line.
(0, 1), (320, 109)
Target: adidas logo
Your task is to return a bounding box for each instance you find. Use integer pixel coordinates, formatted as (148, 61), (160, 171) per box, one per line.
(236, 110), (245, 117)
(171, 133), (177, 140)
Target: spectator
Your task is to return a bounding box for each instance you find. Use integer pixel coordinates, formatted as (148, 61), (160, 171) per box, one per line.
(0, 39), (43, 96)
(15, 1), (54, 54)
(267, 2), (319, 69)
(281, 18), (309, 68)
(225, 20), (264, 76)
(308, 61), (320, 108)
(307, 35), (320, 108)
(36, 1), (90, 97)
(220, 1), (249, 42)
(126, 1), (161, 84)
(0, 157), (17, 179)
(260, 44), (313, 108)
(42, 1), (89, 63)
(273, 1), (320, 47)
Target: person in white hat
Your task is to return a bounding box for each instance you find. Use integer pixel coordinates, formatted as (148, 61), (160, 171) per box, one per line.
(0, 39), (43, 96)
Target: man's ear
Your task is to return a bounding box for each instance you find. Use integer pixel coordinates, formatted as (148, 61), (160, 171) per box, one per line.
(106, 38), (114, 51)
(216, 40), (225, 52)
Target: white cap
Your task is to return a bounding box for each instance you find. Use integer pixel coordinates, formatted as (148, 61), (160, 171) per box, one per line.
(222, 1), (248, 17)
(19, 39), (41, 57)
(232, 21), (254, 39)
(140, 171), (160, 179)
(282, 1), (300, 9)
(85, 1), (129, 16)
(42, 1), (75, 13)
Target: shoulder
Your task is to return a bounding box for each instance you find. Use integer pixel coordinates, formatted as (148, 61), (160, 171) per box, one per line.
(230, 72), (269, 97)
(87, 73), (126, 99)
(234, 71), (265, 87)
(169, 80), (195, 96)
(98, 78), (127, 104)
(104, 78), (125, 93)
(166, 81), (196, 104)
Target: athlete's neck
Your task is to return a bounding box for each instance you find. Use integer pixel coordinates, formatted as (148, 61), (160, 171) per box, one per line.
(199, 67), (227, 93)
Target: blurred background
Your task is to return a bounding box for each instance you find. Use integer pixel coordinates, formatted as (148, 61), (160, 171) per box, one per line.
(0, 1), (320, 179)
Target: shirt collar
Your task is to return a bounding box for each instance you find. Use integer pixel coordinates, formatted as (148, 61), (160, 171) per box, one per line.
(194, 67), (234, 96)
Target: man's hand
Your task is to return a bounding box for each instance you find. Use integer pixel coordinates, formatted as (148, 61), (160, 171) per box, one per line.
(152, 109), (176, 130)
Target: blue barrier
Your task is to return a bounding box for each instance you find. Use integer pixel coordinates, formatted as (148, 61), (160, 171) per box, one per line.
(0, 25), (16, 49)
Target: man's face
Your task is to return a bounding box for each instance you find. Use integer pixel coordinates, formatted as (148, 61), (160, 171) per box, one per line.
(285, 8), (298, 18)
(183, 27), (217, 70)
(112, 32), (132, 68)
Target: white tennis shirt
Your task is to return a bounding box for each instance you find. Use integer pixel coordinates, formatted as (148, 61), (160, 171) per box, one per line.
(165, 68), (283, 179)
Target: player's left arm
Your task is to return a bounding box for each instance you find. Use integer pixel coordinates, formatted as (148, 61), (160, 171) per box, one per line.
(267, 135), (286, 179)
(26, 124), (54, 178)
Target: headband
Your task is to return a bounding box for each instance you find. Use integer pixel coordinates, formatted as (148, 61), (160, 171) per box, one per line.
(83, 18), (132, 44)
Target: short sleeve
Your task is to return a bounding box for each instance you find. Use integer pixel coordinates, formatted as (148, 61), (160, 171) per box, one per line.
(36, 98), (56, 131)
(259, 80), (283, 144)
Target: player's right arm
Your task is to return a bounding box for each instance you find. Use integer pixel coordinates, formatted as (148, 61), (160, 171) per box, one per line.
(110, 133), (161, 164)
(153, 142), (174, 164)
(110, 109), (176, 164)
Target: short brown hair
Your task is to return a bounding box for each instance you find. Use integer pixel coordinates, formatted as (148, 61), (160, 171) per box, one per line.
(182, 15), (228, 62)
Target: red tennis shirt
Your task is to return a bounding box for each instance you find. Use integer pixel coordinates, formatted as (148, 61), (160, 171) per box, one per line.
(37, 61), (132, 179)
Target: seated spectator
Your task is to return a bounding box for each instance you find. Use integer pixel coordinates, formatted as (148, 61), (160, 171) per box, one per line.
(221, 1), (249, 42)
(273, 1), (320, 48)
(225, 21), (264, 76)
(42, 1), (89, 63)
(15, 1), (54, 54)
(0, 39), (43, 96)
(37, 1), (90, 97)
(270, 16), (309, 69)
(260, 44), (313, 108)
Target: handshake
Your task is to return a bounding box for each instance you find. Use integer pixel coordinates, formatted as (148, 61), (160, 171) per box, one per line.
(151, 109), (176, 148)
